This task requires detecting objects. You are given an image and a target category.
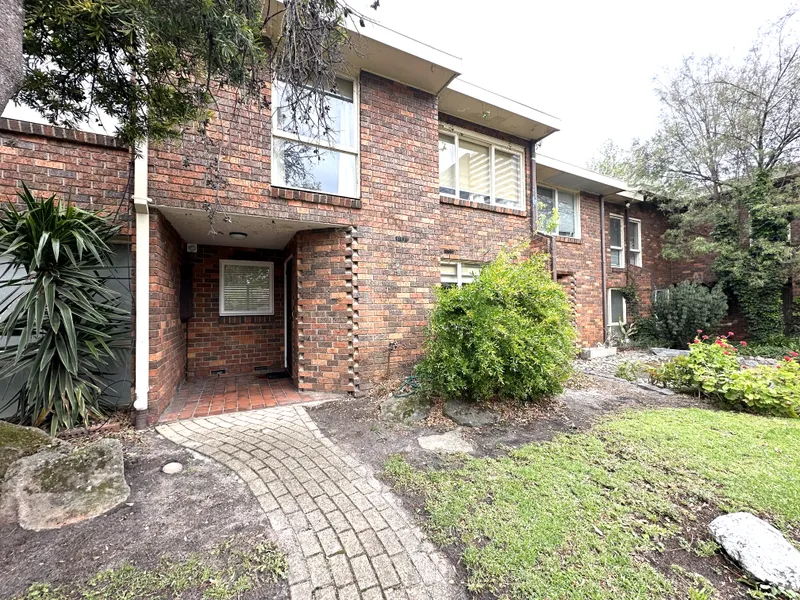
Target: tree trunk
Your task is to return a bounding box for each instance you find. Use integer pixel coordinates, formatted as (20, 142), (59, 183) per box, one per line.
(0, 0), (24, 114)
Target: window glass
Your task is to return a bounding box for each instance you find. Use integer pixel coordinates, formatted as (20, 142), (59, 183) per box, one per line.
(273, 140), (357, 197)
(610, 216), (623, 267)
(628, 220), (640, 251)
(221, 262), (273, 315)
(440, 262), (482, 287)
(274, 77), (356, 148)
(557, 192), (576, 237)
(494, 150), (521, 207)
(439, 134), (457, 196)
(458, 139), (491, 203)
(537, 186), (556, 231)
(461, 264), (482, 284)
(440, 262), (458, 288)
(610, 289), (625, 325)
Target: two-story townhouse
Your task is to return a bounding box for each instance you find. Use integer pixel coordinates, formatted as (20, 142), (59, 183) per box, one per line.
(0, 18), (730, 425)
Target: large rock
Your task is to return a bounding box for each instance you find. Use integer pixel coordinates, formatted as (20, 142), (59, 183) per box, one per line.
(380, 395), (433, 425)
(443, 399), (499, 427)
(709, 512), (800, 592)
(418, 429), (474, 454)
(0, 438), (130, 531)
(0, 420), (69, 480)
(650, 348), (690, 358)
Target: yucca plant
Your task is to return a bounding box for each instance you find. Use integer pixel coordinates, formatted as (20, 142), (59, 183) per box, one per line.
(0, 185), (131, 433)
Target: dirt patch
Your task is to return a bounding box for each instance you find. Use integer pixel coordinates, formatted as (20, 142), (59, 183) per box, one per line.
(308, 372), (713, 471)
(0, 431), (288, 600)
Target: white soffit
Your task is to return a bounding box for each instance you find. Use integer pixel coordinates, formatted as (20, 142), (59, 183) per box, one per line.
(536, 154), (629, 196)
(439, 79), (561, 141)
(264, 1), (462, 95)
(156, 206), (337, 250)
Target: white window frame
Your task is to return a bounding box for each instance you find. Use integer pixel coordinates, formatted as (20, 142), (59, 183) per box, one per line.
(610, 214), (624, 268)
(536, 185), (582, 239)
(607, 288), (628, 330)
(440, 261), (483, 287)
(270, 74), (361, 198)
(628, 217), (642, 267)
(653, 288), (670, 303)
(219, 260), (275, 317)
(438, 124), (525, 210)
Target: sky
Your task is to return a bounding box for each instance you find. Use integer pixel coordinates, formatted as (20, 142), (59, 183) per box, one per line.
(353, 0), (795, 167)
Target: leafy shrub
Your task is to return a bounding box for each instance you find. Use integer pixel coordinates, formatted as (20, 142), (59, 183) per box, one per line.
(652, 333), (800, 417)
(649, 282), (728, 349)
(416, 252), (576, 402)
(615, 360), (647, 382)
(0, 186), (130, 433)
(737, 335), (800, 359)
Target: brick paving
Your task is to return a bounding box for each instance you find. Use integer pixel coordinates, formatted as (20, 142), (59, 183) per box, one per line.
(159, 376), (313, 422)
(157, 406), (463, 600)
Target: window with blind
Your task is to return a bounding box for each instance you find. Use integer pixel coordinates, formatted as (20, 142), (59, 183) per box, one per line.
(219, 260), (274, 316)
(440, 262), (483, 288)
(628, 218), (642, 267)
(438, 126), (524, 209)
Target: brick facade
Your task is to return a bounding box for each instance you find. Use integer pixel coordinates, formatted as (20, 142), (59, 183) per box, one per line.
(1, 63), (796, 421)
(187, 245), (286, 381)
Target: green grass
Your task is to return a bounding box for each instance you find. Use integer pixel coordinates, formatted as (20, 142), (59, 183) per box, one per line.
(14, 537), (287, 600)
(384, 408), (800, 599)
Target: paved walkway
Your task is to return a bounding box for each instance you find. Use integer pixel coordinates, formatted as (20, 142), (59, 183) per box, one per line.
(157, 406), (463, 600)
(159, 376), (313, 422)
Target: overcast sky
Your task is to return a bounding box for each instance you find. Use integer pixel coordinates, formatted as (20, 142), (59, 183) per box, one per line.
(355, 0), (795, 167)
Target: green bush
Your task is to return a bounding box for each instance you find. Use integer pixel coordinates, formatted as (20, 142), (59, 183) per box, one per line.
(737, 335), (800, 359)
(652, 334), (800, 417)
(416, 252), (576, 402)
(649, 282), (728, 349)
(0, 185), (130, 433)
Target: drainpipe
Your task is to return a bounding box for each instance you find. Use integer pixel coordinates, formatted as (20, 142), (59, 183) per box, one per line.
(600, 195), (608, 344)
(529, 139), (538, 235)
(132, 140), (150, 429)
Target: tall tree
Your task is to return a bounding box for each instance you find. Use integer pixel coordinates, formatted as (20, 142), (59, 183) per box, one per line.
(592, 10), (800, 339)
(0, 0), (377, 146)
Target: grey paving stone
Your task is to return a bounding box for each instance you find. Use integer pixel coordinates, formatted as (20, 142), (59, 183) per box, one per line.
(158, 406), (461, 599)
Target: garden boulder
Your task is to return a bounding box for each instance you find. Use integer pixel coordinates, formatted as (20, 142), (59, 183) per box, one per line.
(0, 420), (69, 480)
(0, 438), (130, 531)
(380, 395), (433, 425)
(709, 512), (800, 592)
(443, 399), (499, 427)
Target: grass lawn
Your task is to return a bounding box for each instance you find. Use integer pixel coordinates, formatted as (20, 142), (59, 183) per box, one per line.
(385, 408), (800, 599)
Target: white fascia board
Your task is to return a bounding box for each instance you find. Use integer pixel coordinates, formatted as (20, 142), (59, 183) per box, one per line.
(537, 153), (631, 195)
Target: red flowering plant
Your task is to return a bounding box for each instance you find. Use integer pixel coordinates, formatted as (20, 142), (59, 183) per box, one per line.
(653, 331), (800, 417)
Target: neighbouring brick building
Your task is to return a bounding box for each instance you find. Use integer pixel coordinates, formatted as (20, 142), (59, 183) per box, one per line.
(0, 20), (783, 424)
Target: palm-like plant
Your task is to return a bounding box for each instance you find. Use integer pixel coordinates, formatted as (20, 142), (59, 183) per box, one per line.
(0, 185), (131, 433)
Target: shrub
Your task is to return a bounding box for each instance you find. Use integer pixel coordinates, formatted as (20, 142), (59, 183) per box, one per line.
(737, 335), (800, 359)
(0, 186), (130, 433)
(649, 282), (728, 349)
(652, 333), (800, 417)
(416, 251), (576, 402)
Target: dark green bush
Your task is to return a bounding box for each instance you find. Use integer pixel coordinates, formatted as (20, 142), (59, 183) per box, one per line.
(649, 282), (728, 349)
(416, 252), (576, 402)
(737, 335), (800, 359)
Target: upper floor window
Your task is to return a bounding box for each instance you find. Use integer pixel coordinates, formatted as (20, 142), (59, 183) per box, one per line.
(537, 186), (580, 238)
(271, 76), (359, 198)
(438, 127), (524, 210)
(610, 215), (624, 267)
(610, 215), (643, 268)
(440, 261), (483, 288)
(628, 218), (642, 267)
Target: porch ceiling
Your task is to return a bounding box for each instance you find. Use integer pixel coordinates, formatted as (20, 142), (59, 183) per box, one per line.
(155, 206), (339, 249)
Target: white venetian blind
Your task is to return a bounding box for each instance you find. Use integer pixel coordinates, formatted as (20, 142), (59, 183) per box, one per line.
(221, 261), (274, 315)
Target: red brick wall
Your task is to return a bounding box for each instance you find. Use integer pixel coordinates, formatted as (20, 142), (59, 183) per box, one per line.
(187, 245), (286, 380)
(294, 228), (351, 392)
(0, 118), (132, 233)
(354, 73), (441, 391)
(147, 211), (187, 421)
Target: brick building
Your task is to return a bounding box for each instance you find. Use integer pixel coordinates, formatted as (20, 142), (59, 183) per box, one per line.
(0, 20), (758, 424)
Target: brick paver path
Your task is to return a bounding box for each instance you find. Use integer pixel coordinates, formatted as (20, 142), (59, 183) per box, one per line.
(157, 405), (463, 600)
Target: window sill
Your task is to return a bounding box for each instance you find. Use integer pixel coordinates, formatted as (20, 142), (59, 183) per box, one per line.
(271, 186), (362, 209)
(440, 195), (527, 216)
(554, 235), (582, 245)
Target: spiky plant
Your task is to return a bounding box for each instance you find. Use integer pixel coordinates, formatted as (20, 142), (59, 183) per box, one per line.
(0, 185), (130, 433)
